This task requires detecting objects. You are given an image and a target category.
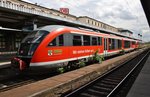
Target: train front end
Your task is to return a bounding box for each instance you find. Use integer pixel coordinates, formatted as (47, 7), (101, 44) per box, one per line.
(11, 30), (49, 72)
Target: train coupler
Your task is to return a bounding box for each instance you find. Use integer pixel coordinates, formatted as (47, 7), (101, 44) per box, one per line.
(11, 57), (26, 71)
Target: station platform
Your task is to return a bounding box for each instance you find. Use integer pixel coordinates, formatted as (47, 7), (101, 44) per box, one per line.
(0, 54), (15, 62)
(0, 54), (15, 69)
(127, 53), (150, 97)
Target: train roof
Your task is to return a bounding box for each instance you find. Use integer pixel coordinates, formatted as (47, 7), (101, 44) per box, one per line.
(35, 25), (66, 32)
(35, 25), (140, 41)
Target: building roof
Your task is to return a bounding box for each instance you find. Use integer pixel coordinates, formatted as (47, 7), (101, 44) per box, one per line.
(20, 0), (77, 18)
(78, 16), (117, 29)
(119, 28), (133, 34)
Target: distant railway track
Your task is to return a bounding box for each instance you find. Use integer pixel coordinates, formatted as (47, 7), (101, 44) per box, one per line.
(63, 49), (150, 97)
(0, 51), (122, 92)
(0, 79), (34, 92)
(0, 68), (60, 93)
(0, 71), (60, 93)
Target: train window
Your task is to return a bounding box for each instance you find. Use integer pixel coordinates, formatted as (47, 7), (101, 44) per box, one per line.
(83, 35), (90, 46)
(73, 35), (82, 46)
(112, 39), (116, 50)
(132, 41), (135, 45)
(118, 39), (122, 49)
(22, 30), (49, 43)
(109, 38), (116, 50)
(48, 38), (56, 46)
(124, 41), (130, 48)
(58, 34), (64, 46)
(98, 37), (102, 45)
(92, 37), (97, 45)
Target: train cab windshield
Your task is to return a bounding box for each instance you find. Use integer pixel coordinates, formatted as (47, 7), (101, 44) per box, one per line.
(18, 30), (49, 56)
(22, 30), (49, 43)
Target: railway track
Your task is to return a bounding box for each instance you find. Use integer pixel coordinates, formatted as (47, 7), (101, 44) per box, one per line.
(0, 49), (146, 93)
(0, 79), (34, 92)
(0, 70), (59, 93)
(0, 50), (123, 93)
(62, 49), (150, 97)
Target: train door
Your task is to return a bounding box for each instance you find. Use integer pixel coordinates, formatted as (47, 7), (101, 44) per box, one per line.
(104, 38), (108, 56)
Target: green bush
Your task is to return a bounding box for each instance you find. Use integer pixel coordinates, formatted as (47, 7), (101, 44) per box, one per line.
(93, 50), (104, 64)
(78, 60), (85, 67)
(120, 49), (125, 54)
(57, 67), (65, 73)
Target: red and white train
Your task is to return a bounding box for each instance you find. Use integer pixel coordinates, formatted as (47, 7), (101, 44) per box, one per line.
(11, 25), (139, 72)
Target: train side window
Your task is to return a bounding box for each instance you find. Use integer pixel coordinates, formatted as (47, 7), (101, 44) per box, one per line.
(83, 35), (90, 46)
(73, 35), (82, 46)
(109, 38), (116, 50)
(118, 39), (122, 49)
(124, 41), (130, 48)
(48, 38), (56, 46)
(132, 41), (135, 45)
(112, 39), (115, 49)
(98, 37), (102, 45)
(58, 34), (64, 46)
(92, 37), (97, 45)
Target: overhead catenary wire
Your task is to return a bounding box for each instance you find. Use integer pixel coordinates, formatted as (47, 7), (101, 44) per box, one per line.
(124, 0), (143, 30)
(124, 0), (145, 41)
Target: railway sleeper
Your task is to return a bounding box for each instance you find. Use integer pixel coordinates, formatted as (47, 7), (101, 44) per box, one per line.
(107, 76), (125, 80)
(103, 78), (121, 83)
(79, 93), (98, 97)
(101, 80), (119, 85)
(92, 85), (112, 92)
(107, 75), (125, 80)
(86, 88), (108, 96)
(96, 83), (116, 88)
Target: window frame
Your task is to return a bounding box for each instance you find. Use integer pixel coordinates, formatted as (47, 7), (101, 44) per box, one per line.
(72, 35), (82, 46)
(92, 37), (98, 46)
(48, 34), (64, 47)
(98, 37), (102, 45)
(83, 35), (91, 46)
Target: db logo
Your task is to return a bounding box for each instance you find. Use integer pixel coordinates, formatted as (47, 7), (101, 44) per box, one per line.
(60, 8), (69, 14)
(48, 50), (53, 56)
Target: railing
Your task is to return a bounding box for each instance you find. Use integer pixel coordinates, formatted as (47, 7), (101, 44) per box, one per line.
(0, 0), (77, 22)
(0, 0), (48, 17)
(0, 51), (17, 55)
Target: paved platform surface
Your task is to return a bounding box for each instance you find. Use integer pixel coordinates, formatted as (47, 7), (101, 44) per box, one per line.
(0, 54), (15, 62)
(127, 54), (150, 97)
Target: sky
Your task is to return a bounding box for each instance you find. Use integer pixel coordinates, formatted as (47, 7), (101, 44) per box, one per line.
(23, 0), (150, 42)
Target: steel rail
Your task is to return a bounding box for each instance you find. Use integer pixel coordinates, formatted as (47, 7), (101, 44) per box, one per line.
(107, 49), (150, 97)
(63, 49), (149, 97)
(0, 79), (35, 92)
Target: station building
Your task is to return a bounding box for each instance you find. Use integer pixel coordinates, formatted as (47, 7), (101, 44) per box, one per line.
(118, 28), (133, 37)
(0, 0), (133, 55)
(77, 16), (119, 32)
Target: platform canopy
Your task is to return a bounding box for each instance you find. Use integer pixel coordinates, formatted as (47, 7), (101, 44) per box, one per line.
(141, 0), (150, 27)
